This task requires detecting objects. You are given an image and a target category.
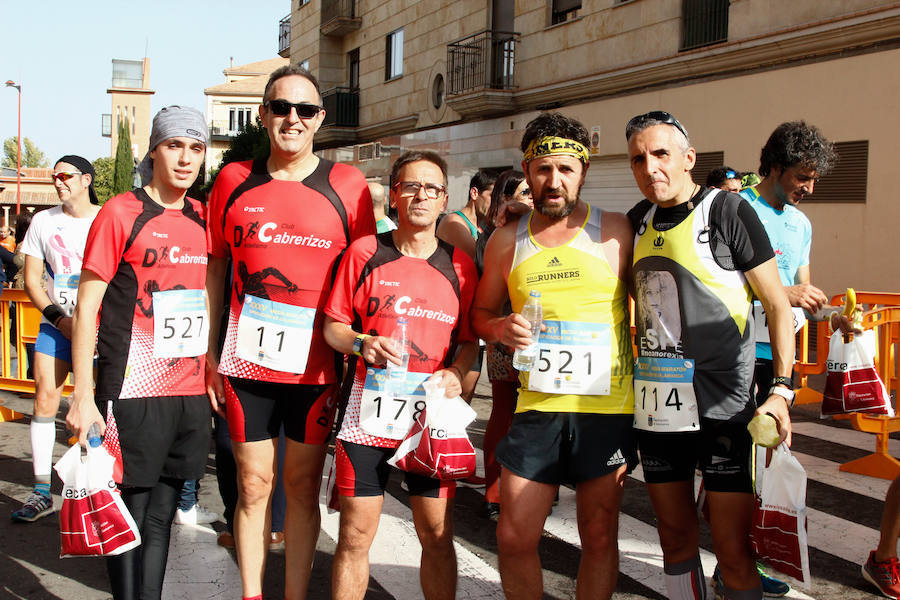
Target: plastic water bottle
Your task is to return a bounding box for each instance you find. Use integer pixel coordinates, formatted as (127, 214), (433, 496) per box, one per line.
(385, 317), (410, 398)
(513, 290), (543, 371)
(87, 422), (103, 449)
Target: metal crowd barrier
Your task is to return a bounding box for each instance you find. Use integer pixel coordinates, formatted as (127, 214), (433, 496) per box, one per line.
(0, 289), (74, 399)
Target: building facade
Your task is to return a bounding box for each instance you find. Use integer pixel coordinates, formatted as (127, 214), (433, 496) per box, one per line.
(203, 57), (289, 174)
(104, 58), (154, 162)
(283, 0), (900, 295)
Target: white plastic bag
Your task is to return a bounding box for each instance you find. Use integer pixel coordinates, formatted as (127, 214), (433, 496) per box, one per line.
(54, 443), (141, 557)
(388, 379), (477, 480)
(749, 444), (811, 587)
(822, 329), (893, 416)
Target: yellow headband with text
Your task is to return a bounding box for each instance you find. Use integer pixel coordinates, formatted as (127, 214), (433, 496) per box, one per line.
(523, 136), (590, 163)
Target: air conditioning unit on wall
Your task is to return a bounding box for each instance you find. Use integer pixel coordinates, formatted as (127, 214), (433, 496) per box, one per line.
(357, 142), (382, 161)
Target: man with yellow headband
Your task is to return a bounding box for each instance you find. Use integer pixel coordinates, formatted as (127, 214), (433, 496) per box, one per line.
(472, 112), (635, 599)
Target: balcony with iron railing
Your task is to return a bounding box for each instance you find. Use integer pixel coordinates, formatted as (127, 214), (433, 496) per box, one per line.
(321, 87), (359, 128)
(321, 0), (361, 37)
(445, 30), (519, 117)
(278, 14), (291, 57)
(314, 87), (360, 148)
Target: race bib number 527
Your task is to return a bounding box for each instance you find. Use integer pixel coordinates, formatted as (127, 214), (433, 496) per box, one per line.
(152, 289), (209, 358)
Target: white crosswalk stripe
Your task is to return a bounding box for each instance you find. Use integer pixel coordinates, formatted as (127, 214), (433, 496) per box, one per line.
(155, 414), (888, 599)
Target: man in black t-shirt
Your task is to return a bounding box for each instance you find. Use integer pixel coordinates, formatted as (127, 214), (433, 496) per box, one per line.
(625, 111), (795, 600)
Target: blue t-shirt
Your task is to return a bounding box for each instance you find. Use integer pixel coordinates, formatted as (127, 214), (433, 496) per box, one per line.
(741, 187), (812, 360)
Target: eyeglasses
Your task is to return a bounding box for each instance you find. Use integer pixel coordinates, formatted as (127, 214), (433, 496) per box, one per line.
(265, 99), (323, 118)
(52, 171), (82, 183)
(625, 111), (688, 140)
(392, 181), (447, 199)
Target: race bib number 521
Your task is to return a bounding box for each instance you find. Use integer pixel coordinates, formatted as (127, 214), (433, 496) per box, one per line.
(526, 321), (611, 395)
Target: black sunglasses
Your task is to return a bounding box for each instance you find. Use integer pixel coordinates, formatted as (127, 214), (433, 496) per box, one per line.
(265, 99), (323, 118)
(625, 111), (688, 140)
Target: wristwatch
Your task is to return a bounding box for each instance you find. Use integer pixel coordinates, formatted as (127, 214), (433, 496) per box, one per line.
(771, 376), (793, 389)
(768, 385), (795, 407)
(352, 334), (370, 357)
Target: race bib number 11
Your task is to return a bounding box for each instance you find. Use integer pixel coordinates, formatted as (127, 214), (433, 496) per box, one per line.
(236, 295), (315, 374)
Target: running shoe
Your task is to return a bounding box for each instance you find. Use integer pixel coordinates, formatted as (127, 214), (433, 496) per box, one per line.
(174, 504), (219, 526)
(11, 490), (54, 522)
(757, 562), (790, 597)
(863, 550), (900, 599)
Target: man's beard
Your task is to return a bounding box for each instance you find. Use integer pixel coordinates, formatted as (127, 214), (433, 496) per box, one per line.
(534, 187), (578, 220)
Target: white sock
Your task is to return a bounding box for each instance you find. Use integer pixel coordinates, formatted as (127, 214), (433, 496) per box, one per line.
(30, 417), (56, 482)
(664, 556), (707, 600)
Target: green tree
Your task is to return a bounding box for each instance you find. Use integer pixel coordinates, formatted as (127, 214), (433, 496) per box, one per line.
(203, 117), (269, 193)
(91, 156), (114, 204)
(2, 136), (49, 168)
(112, 119), (134, 195)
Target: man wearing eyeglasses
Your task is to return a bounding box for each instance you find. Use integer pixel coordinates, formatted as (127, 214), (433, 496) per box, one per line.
(473, 112), (636, 599)
(11, 155), (101, 523)
(205, 65), (375, 600)
(626, 111), (795, 600)
(324, 150), (478, 600)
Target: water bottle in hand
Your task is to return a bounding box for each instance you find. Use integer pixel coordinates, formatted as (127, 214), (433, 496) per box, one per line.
(385, 317), (410, 398)
(87, 422), (103, 449)
(513, 290), (543, 371)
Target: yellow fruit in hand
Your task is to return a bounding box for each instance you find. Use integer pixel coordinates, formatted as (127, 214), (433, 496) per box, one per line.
(747, 413), (781, 448)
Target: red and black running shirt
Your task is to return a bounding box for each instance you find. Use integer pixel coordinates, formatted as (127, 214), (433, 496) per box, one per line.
(82, 189), (208, 402)
(207, 158), (375, 385)
(325, 232), (478, 448)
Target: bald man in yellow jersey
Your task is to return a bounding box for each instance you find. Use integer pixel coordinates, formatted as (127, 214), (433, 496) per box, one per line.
(472, 112), (635, 600)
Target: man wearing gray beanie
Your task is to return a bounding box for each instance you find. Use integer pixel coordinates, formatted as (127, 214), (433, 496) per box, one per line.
(67, 106), (211, 600)
(205, 65), (375, 600)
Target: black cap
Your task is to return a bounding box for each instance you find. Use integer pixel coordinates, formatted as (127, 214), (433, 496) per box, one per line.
(55, 155), (99, 205)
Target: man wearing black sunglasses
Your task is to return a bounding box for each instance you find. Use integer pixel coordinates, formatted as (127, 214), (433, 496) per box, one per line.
(205, 64), (375, 600)
(626, 111), (795, 600)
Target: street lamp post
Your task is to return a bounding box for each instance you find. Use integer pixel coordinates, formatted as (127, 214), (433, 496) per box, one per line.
(5, 80), (21, 216)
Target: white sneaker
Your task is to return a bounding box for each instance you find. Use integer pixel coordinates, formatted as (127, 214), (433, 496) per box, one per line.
(174, 504), (218, 526)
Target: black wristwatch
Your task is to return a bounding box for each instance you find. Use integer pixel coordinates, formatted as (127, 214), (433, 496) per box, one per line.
(769, 376), (795, 408)
(771, 376), (793, 389)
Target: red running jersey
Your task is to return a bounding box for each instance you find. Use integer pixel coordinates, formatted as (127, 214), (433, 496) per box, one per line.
(207, 158), (375, 384)
(82, 189), (208, 401)
(325, 232), (477, 448)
